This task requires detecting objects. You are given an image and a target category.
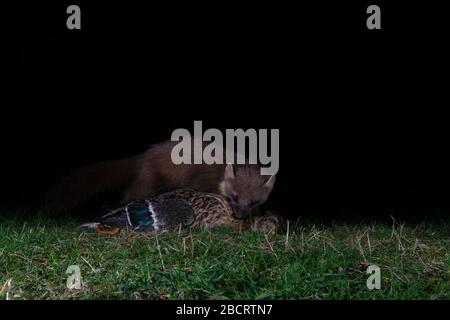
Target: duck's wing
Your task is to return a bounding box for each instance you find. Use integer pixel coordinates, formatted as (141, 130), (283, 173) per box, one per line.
(126, 200), (156, 230)
(98, 200), (152, 230)
(150, 198), (195, 230)
(98, 198), (195, 231)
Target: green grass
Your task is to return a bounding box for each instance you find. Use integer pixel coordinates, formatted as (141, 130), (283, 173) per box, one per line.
(0, 213), (449, 300)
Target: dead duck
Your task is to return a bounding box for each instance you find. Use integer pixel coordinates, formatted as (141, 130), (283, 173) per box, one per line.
(81, 188), (284, 233)
(81, 189), (236, 233)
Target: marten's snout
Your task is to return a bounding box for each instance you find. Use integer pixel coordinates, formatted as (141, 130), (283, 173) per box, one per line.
(233, 205), (251, 220)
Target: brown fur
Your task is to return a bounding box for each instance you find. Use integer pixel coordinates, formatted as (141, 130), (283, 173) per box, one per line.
(123, 141), (226, 202)
(48, 140), (276, 215)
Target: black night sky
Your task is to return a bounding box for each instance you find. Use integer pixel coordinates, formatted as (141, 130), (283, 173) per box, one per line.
(1, 2), (449, 220)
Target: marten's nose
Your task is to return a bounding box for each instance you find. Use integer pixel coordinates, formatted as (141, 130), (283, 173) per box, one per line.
(234, 207), (250, 220)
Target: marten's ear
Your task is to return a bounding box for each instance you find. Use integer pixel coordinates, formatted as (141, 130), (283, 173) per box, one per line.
(225, 164), (235, 180)
(265, 174), (276, 188)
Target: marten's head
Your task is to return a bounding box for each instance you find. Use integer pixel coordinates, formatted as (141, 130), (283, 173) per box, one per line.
(220, 164), (276, 219)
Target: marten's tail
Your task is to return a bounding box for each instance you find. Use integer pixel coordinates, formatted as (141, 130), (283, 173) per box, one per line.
(46, 156), (139, 212)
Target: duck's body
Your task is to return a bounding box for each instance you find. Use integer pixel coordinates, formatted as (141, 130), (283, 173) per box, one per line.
(83, 189), (284, 233)
(89, 189), (246, 232)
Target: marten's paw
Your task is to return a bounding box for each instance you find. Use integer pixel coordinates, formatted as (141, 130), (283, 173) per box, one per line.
(250, 211), (285, 234)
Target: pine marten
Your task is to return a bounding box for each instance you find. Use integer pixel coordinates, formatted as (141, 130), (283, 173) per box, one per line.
(47, 140), (276, 218)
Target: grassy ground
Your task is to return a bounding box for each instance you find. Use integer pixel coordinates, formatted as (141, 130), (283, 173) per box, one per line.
(0, 213), (449, 300)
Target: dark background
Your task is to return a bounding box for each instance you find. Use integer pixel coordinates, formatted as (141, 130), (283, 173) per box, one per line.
(0, 1), (449, 220)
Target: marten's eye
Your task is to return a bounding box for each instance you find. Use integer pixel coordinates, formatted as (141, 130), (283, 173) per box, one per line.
(230, 194), (239, 204)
